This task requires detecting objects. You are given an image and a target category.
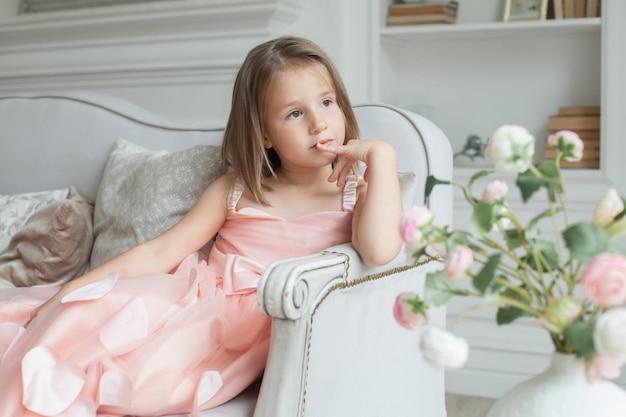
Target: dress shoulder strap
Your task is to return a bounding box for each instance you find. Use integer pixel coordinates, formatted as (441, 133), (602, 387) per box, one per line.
(227, 178), (245, 212)
(342, 174), (358, 212)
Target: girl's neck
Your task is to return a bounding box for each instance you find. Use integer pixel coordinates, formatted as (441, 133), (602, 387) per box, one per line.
(272, 166), (333, 187)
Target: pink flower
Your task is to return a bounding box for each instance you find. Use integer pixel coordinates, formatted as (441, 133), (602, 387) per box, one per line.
(419, 326), (469, 369)
(547, 130), (584, 162)
(444, 245), (473, 280)
(579, 254), (626, 307)
(400, 206), (434, 250)
(481, 180), (508, 203)
(393, 292), (429, 330)
(585, 354), (624, 383)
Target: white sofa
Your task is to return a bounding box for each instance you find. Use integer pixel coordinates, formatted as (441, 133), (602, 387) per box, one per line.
(0, 92), (453, 417)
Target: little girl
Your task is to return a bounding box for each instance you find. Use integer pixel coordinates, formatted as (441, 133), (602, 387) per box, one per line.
(0, 36), (402, 416)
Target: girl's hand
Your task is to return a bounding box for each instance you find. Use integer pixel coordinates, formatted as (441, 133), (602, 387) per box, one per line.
(316, 139), (395, 187)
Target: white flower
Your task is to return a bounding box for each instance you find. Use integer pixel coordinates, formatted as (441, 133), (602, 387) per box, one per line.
(486, 125), (535, 173)
(593, 189), (626, 239)
(593, 188), (624, 227)
(594, 308), (626, 361)
(481, 180), (508, 203)
(419, 326), (469, 369)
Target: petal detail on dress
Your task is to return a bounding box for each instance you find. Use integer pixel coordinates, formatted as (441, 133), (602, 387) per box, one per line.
(22, 346), (85, 416)
(21, 345), (56, 395)
(0, 322), (25, 361)
(99, 297), (148, 355)
(196, 370), (223, 406)
(97, 369), (133, 407)
(56, 395), (96, 417)
(61, 272), (118, 303)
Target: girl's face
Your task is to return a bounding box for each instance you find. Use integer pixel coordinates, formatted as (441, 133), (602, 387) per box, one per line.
(263, 64), (346, 172)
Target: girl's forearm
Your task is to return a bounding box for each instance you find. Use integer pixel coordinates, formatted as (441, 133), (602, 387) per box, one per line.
(56, 242), (165, 298)
(353, 143), (403, 265)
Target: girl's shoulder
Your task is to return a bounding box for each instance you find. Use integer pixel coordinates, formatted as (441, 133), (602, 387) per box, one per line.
(196, 173), (236, 210)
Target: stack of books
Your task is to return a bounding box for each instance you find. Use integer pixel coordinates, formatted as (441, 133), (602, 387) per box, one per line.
(545, 106), (600, 169)
(550, 0), (601, 19)
(386, 1), (459, 26)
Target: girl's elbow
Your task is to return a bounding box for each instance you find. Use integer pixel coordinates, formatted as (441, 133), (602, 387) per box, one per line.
(360, 243), (402, 267)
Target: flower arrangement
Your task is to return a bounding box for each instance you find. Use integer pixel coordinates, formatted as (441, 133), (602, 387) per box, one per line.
(394, 125), (626, 381)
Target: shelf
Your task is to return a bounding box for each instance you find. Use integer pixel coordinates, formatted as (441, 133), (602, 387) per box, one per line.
(380, 18), (601, 42)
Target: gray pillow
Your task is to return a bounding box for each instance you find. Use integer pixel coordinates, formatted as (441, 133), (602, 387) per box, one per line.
(90, 138), (225, 268)
(0, 188), (94, 287)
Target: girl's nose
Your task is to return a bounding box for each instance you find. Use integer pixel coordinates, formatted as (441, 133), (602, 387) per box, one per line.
(309, 112), (327, 134)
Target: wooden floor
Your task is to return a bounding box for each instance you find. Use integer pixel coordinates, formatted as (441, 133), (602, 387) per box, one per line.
(446, 393), (495, 417)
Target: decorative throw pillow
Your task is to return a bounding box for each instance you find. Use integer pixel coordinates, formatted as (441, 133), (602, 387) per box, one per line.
(0, 187), (94, 287)
(90, 138), (225, 268)
(0, 188), (70, 255)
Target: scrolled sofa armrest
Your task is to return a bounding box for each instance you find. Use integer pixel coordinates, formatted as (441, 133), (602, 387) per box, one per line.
(254, 244), (443, 417)
(257, 249), (349, 320)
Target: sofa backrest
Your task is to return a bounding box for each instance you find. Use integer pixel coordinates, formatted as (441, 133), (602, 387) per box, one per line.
(0, 93), (453, 224)
(0, 92), (224, 200)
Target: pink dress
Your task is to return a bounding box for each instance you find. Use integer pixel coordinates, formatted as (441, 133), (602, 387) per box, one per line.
(0, 178), (355, 417)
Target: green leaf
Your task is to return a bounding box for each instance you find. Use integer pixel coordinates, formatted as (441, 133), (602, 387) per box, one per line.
(563, 222), (612, 263)
(495, 283), (533, 325)
(425, 175), (450, 199)
(522, 240), (559, 272)
(496, 306), (529, 325)
(473, 253), (501, 293)
(563, 319), (596, 361)
(515, 161), (562, 203)
(504, 228), (524, 250)
(424, 271), (455, 306)
(470, 201), (494, 237)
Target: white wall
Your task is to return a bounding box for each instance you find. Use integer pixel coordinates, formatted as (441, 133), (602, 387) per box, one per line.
(2, 0), (626, 399)
(0, 0), (371, 127)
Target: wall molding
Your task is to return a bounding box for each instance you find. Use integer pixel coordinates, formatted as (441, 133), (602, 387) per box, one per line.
(0, 0), (304, 91)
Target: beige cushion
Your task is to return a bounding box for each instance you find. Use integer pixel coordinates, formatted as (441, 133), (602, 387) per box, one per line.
(90, 138), (225, 268)
(0, 188), (94, 287)
(0, 188), (70, 255)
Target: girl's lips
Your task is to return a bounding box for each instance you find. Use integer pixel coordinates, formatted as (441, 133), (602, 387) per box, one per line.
(312, 139), (335, 148)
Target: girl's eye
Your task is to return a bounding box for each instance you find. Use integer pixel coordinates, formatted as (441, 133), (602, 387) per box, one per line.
(287, 110), (302, 119)
(322, 99), (333, 107)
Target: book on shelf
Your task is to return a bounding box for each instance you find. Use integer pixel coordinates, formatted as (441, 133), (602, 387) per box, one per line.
(558, 105), (600, 116)
(560, 0), (599, 19)
(548, 115), (600, 131)
(575, 0), (585, 17)
(549, 0), (564, 19)
(388, 1), (458, 14)
(387, 13), (457, 25)
(563, 0), (575, 18)
(586, 0), (600, 17)
(387, 1), (458, 25)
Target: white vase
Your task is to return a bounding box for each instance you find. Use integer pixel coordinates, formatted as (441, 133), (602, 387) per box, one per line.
(485, 352), (626, 417)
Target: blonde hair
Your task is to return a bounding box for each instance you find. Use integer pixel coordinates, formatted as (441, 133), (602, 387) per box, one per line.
(222, 36), (360, 205)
